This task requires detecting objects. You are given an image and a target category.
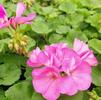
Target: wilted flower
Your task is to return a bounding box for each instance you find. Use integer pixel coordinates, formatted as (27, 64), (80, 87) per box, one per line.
(27, 39), (98, 100)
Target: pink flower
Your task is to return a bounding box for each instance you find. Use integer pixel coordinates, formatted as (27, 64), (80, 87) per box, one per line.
(73, 39), (98, 66)
(0, 4), (9, 28)
(0, 2), (36, 29)
(27, 43), (68, 68)
(27, 39), (98, 100)
(32, 61), (91, 100)
(10, 2), (36, 29)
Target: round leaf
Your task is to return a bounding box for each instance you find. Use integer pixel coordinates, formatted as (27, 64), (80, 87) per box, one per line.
(0, 63), (21, 85)
(5, 80), (34, 100)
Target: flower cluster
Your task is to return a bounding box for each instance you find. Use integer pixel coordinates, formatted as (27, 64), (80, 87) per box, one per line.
(27, 39), (98, 100)
(0, 2), (36, 29)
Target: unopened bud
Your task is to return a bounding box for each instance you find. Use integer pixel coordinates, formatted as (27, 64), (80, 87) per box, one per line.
(14, 43), (19, 51)
(8, 43), (13, 50)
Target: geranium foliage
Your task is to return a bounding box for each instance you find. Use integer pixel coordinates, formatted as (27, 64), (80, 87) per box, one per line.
(0, 0), (101, 100)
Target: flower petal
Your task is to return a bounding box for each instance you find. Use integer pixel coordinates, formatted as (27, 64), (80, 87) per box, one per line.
(14, 13), (36, 25)
(43, 80), (60, 100)
(0, 4), (7, 18)
(16, 2), (26, 17)
(60, 76), (78, 96)
(32, 67), (60, 100)
(72, 73), (91, 90)
(72, 61), (92, 90)
(73, 39), (89, 54)
(73, 39), (98, 66)
(0, 21), (9, 28)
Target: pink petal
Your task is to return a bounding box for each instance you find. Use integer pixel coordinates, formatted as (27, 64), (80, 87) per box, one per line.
(73, 61), (92, 74)
(72, 61), (92, 90)
(32, 67), (60, 100)
(16, 2), (26, 17)
(81, 51), (98, 66)
(72, 73), (92, 90)
(73, 39), (89, 55)
(60, 76), (78, 96)
(73, 39), (98, 66)
(62, 48), (81, 73)
(13, 13), (36, 24)
(0, 21), (9, 28)
(43, 80), (60, 100)
(0, 4), (7, 18)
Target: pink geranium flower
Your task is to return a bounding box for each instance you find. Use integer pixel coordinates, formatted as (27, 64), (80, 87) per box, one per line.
(0, 2), (36, 29)
(27, 39), (98, 100)
(32, 55), (91, 100)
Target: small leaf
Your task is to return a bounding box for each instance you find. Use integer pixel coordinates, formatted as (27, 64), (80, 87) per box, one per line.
(24, 67), (32, 80)
(0, 38), (10, 53)
(49, 34), (67, 43)
(59, 1), (77, 14)
(88, 39), (101, 54)
(0, 63), (21, 85)
(26, 36), (36, 52)
(56, 25), (70, 34)
(32, 20), (52, 34)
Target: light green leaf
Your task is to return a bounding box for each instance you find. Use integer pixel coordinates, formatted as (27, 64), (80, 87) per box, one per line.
(0, 63), (21, 85)
(5, 80), (34, 100)
(49, 34), (67, 43)
(59, 1), (77, 14)
(66, 29), (88, 47)
(88, 39), (101, 54)
(86, 14), (101, 32)
(26, 36), (36, 52)
(92, 65), (101, 86)
(0, 38), (10, 53)
(32, 20), (52, 34)
(56, 25), (70, 34)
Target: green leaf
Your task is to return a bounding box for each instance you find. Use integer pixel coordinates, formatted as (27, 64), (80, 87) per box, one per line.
(66, 29), (88, 47)
(92, 65), (101, 86)
(88, 39), (101, 54)
(0, 88), (6, 100)
(0, 38), (10, 53)
(25, 36), (36, 52)
(5, 80), (34, 100)
(86, 14), (101, 32)
(59, 91), (89, 100)
(59, 1), (77, 14)
(0, 54), (27, 67)
(31, 92), (44, 100)
(56, 25), (70, 34)
(49, 34), (67, 44)
(0, 63), (21, 85)
(32, 20), (52, 34)
(94, 87), (101, 97)
(24, 67), (32, 80)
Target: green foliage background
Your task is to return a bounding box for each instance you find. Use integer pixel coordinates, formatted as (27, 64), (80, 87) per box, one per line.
(0, 0), (101, 100)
